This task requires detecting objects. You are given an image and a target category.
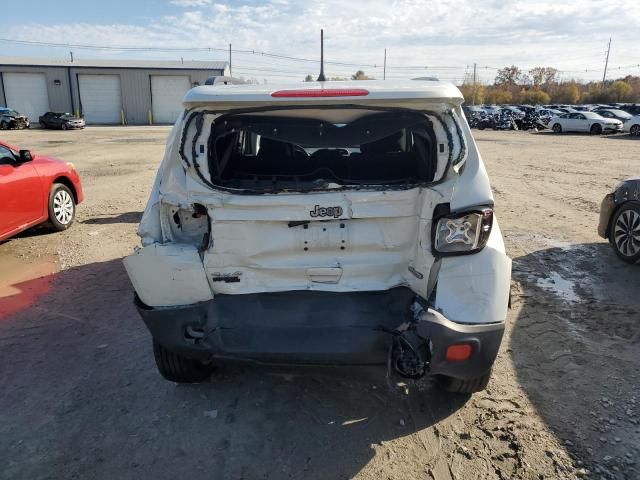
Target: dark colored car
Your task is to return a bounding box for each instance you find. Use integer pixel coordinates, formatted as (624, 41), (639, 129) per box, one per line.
(0, 108), (30, 130)
(598, 178), (640, 263)
(39, 112), (86, 130)
(620, 104), (640, 116)
(0, 140), (84, 242)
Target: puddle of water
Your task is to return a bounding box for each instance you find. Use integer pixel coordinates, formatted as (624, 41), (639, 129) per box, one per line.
(535, 271), (581, 303)
(0, 256), (58, 320)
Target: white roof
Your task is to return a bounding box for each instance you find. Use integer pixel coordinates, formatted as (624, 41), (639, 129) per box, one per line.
(183, 80), (464, 110)
(0, 56), (227, 71)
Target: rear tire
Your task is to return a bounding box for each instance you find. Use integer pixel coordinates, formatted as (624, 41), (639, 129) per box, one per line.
(61, 123), (68, 130)
(552, 123), (562, 133)
(609, 201), (640, 264)
(0, 121), (7, 130)
(153, 342), (214, 383)
(438, 371), (492, 393)
(631, 124), (640, 137)
(590, 123), (603, 135)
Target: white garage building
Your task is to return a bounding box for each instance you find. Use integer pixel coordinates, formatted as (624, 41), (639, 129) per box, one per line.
(0, 57), (229, 125)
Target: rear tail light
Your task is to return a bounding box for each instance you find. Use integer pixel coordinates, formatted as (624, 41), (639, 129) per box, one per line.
(433, 208), (493, 255)
(271, 89), (369, 98)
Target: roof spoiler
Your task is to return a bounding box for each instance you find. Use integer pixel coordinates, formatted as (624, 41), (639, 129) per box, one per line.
(204, 76), (248, 86)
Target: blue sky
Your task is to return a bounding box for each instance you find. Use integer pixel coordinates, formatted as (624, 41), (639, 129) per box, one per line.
(1, 0), (639, 84)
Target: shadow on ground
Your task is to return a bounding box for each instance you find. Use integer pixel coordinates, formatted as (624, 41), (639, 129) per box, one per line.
(82, 211), (143, 224)
(0, 258), (468, 480)
(510, 242), (639, 477)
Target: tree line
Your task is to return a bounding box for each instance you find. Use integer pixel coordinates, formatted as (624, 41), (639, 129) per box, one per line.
(304, 66), (640, 105)
(460, 65), (639, 105)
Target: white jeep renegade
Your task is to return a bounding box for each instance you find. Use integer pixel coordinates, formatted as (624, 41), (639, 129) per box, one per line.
(124, 80), (512, 393)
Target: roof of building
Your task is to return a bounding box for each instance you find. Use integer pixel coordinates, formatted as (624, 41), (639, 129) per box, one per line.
(0, 56), (228, 71)
(182, 79), (464, 109)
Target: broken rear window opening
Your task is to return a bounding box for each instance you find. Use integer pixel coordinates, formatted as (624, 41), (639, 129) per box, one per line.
(203, 109), (440, 192)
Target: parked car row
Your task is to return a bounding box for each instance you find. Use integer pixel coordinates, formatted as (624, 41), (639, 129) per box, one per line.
(0, 108), (86, 130)
(463, 103), (640, 137)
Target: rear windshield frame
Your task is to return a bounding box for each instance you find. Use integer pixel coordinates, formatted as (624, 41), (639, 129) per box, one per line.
(180, 105), (460, 195)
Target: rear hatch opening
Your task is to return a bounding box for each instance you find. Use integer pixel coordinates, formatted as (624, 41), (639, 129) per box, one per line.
(180, 107), (462, 194)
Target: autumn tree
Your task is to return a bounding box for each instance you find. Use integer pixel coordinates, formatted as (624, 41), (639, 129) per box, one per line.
(553, 82), (581, 104)
(528, 67), (559, 89)
(351, 70), (374, 80)
(494, 65), (523, 86)
(518, 89), (551, 105)
(607, 80), (633, 102)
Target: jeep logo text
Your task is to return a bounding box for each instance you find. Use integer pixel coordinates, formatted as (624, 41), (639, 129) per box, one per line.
(309, 205), (343, 218)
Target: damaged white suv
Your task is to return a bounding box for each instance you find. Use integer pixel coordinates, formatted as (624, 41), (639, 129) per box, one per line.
(124, 81), (512, 393)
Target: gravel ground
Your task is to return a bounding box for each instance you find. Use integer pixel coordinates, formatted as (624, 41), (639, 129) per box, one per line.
(0, 126), (638, 480)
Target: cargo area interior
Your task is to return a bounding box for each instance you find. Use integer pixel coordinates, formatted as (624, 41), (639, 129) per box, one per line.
(206, 108), (438, 190)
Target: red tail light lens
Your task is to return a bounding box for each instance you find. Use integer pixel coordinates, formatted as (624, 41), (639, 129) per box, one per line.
(271, 89), (369, 98)
(446, 344), (472, 362)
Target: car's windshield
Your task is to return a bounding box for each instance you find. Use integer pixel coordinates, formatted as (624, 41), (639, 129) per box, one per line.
(3, 109), (20, 116)
(59, 113), (75, 119)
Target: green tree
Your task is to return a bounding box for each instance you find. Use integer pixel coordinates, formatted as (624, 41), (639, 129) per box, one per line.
(304, 74), (313, 82)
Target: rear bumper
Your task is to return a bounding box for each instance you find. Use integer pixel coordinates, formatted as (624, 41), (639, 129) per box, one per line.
(134, 288), (504, 380)
(598, 193), (615, 238)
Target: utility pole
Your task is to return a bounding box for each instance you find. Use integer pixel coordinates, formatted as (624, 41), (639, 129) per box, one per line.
(229, 43), (232, 76)
(383, 48), (387, 80)
(317, 29), (326, 82)
(472, 62), (477, 105)
(69, 51), (74, 63)
(602, 37), (611, 89)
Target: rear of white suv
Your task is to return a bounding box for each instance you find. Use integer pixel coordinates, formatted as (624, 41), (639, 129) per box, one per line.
(124, 81), (511, 393)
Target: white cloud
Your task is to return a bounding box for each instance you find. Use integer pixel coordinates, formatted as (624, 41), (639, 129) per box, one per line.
(169, 0), (211, 6)
(4, 0), (639, 83)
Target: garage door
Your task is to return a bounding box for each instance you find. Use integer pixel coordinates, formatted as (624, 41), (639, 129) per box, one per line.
(3, 73), (50, 122)
(78, 74), (122, 124)
(151, 75), (190, 124)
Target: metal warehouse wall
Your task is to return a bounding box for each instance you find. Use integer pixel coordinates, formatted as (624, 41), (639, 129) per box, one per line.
(0, 66), (223, 125)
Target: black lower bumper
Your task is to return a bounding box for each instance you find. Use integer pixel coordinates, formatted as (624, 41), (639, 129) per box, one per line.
(134, 288), (504, 380)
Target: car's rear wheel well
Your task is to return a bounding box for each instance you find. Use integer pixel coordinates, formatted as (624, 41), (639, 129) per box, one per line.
(52, 176), (77, 203)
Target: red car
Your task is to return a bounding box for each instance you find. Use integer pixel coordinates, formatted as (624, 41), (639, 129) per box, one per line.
(0, 140), (83, 241)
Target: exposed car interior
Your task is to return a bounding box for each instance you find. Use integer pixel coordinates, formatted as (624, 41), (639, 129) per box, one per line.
(206, 109), (438, 191)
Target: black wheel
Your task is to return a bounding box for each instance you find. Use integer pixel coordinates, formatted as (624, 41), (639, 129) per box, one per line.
(438, 371), (492, 393)
(61, 123), (68, 130)
(590, 123), (603, 135)
(153, 342), (214, 383)
(631, 124), (640, 137)
(552, 123), (562, 133)
(609, 201), (640, 264)
(478, 123), (485, 130)
(0, 121), (7, 130)
(47, 183), (76, 231)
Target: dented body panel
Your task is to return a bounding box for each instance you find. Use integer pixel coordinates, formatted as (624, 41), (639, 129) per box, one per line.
(125, 80), (511, 384)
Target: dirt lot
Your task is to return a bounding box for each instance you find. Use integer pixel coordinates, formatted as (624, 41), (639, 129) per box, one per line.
(0, 126), (638, 480)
